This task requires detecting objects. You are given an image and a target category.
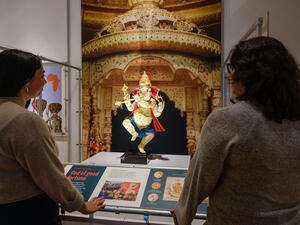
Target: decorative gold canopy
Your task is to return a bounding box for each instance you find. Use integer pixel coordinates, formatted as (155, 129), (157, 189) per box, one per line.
(82, 0), (221, 59)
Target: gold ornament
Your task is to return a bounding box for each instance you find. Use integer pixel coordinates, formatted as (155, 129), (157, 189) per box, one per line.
(139, 71), (151, 88)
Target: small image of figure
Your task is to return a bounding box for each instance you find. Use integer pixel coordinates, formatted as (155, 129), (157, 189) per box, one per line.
(153, 171), (163, 178)
(151, 182), (161, 189)
(147, 193), (159, 202)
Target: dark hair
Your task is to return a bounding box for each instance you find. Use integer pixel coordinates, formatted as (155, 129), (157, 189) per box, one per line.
(230, 36), (300, 122)
(25, 99), (31, 109)
(0, 49), (41, 97)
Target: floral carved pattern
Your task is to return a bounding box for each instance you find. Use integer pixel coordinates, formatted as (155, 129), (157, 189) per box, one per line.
(159, 87), (185, 112)
(88, 52), (218, 87)
(173, 19), (192, 32)
(137, 12), (159, 29)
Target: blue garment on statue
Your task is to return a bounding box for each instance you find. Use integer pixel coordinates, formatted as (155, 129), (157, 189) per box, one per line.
(129, 117), (154, 138)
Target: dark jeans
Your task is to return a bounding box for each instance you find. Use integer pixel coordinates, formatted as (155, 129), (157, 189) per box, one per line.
(0, 193), (62, 225)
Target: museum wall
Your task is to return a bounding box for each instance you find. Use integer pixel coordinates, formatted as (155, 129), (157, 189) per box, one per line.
(0, 0), (81, 163)
(1, 0), (300, 163)
(223, 0), (300, 64)
(0, 0), (68, 62)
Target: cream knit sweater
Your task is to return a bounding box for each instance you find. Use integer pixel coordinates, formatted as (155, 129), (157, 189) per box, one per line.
(0, 98), (83, 212)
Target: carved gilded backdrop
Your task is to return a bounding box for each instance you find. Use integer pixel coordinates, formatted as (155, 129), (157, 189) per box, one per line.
(82, 0), (221, 159)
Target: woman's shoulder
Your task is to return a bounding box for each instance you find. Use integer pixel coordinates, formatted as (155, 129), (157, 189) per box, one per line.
(1, 100), (42, 124)
(208, 101), (263, 126)
(10, 105), (49, 133)
(215, 101), (260, 114)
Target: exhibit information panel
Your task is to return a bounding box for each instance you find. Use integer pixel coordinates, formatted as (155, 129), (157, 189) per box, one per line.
(141, 168), (186, 210)
(64, 165), (106, 201)
(65, 164), (207, 214)
(89, 167), (150, 208)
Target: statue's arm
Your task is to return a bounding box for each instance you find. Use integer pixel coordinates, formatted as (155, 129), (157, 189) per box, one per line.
(152, 97), (165, 117)
(123, 94), (134, 111)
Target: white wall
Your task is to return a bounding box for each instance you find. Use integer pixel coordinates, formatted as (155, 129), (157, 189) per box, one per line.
(56, 139), (68, 163)
(223, 0), (300, 63)
(0, 0), (82, 162)
(0, 0), (68, 62)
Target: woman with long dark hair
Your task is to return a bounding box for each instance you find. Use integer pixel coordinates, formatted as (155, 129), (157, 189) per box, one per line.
(173, 37), (300, 225)
(0, 49), (105, 225)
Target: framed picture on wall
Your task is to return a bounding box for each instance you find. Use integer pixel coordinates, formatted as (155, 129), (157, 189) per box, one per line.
(28, 63), (67, 135)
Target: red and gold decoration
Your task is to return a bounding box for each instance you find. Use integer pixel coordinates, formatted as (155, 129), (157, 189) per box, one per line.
(32, 99), (47, 114)
(46, 102), (63, 133)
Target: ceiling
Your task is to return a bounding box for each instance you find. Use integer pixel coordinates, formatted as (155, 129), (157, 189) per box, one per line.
(81, 0), (221, 44)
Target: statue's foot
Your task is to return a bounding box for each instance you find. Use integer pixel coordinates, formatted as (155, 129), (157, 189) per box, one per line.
(138, 148), (146, 154)
(131, 132), (138, 141)
(138, 144), (146, 154)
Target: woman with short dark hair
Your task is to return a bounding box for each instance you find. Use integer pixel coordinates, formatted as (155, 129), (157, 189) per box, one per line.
(0, 49), (105, 225)
(173, 37), (300, 225)
(0, 49), (42, 97)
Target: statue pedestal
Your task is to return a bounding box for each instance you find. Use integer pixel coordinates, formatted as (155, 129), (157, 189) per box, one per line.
(120, 151), (150, 164)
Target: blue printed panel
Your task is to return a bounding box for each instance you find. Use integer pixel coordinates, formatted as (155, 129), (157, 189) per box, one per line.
(141, 168), (207, 214)
(141, 168), (186, 210)
(66, 165), (106, 201)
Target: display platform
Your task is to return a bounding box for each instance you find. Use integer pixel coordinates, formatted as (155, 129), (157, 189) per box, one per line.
(120, 152), (150, 164)
(63, 152), (207, 224)
(82, 152), (190, 169)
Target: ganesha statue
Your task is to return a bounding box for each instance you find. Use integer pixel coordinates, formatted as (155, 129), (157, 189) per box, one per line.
(115, 71), (165, 153)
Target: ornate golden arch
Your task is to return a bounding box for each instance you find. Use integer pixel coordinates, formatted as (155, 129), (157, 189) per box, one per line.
(82, 54), (221, 159)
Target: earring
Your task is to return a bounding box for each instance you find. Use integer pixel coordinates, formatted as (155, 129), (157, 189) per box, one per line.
(25, 86), (29, 93)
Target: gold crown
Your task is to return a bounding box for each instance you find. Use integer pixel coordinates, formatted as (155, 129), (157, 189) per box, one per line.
(139, 71), (151, 88)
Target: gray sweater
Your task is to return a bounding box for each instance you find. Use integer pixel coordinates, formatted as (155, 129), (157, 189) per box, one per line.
(175, 101), (300, 225)
(0, 98), (83, 212)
